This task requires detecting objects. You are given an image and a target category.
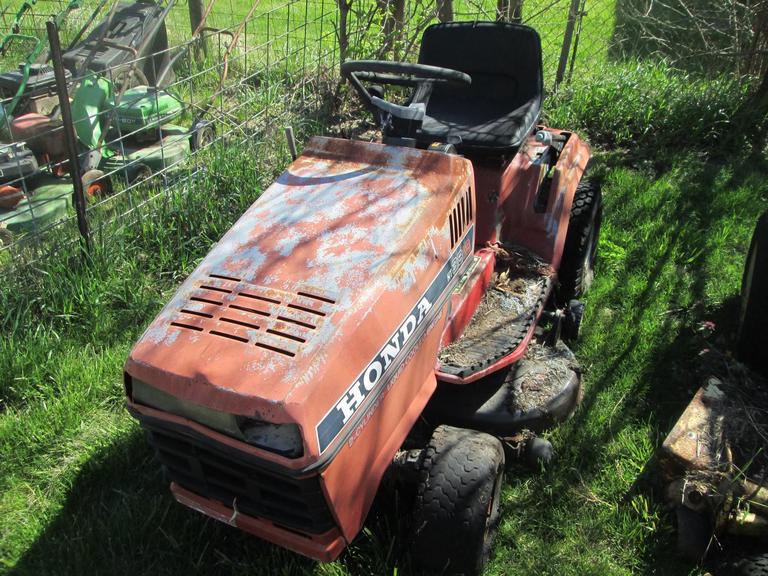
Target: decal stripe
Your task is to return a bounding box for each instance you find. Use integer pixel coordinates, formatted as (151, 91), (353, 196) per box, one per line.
(316, 227), (474, 454)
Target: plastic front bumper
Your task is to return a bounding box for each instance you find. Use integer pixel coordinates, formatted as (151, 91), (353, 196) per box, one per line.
(127, 402), (347, 562)
(171, 483), (347, 561)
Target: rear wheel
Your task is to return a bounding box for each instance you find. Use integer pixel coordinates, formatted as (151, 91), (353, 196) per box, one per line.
(411, 425), (505, 576)
(562, 299), (585, 342)
(128, 163), (153, 186)
(558, 178), (602, 304)
(737, 211), (768, 376)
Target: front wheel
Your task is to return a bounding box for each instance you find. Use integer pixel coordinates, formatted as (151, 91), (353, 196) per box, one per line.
(558, 178), (602, 305)
(81, 169), (112, 198)
(190, 120), (216, 152)
(411, 425), (505, 576)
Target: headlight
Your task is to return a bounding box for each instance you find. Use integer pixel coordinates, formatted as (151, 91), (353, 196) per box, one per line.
(130, 376), (304, 458)
(239, 419), (303, 458)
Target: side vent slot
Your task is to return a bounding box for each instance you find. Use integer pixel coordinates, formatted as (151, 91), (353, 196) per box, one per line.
(277, 315), (316, 330)
(288, 303), (326, 317)
(191, 295), (223, 306)
(449, 187), (473, 249)
(297, 291), (336, 304)
(210, 330), (249, 343)
(181, 309), (213, 319)
(256, 342), (296, 357)
(209, 273), (241, 282)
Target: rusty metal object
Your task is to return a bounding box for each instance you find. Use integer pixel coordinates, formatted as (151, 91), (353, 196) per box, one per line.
(659, 378), (728, 483)
(662, 365), (768, 558)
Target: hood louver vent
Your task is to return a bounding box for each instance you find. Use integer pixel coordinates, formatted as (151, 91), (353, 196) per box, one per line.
(449, 186), (473, 248)
(170, 274), (336, 357)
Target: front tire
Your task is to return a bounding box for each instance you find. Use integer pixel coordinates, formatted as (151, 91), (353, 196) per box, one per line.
(558, 178), (602, 304)
(737, 211), (768, 377)
(411, 425), (505, 576)
(81, 169), (112, 198)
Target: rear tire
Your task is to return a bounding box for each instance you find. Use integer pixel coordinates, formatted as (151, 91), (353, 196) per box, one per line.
(411, 425), (505, 576)
(558, 178), (602, 304)
(128, 163), (153, 186)
(675, 506), (711, 562)
(737, 211), (768, 377)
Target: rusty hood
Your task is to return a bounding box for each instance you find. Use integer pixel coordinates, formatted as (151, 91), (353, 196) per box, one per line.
(125, 137), (473, 447)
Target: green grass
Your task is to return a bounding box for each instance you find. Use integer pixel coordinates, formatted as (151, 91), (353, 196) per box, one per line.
(2, 14), (768, 576)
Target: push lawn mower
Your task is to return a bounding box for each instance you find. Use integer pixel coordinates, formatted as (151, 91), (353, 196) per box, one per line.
(0, 0), (88, 119)
(0, 138), (109, 237)
(123, 22), (602, 575)
(9, 0), (225, 185)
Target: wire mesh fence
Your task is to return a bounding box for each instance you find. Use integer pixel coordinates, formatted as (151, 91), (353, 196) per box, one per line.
(1, 0), (339, 266)
(1, 0), (766, 268)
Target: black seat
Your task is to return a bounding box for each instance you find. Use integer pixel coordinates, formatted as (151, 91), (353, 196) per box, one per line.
(415, 22), (543, 156)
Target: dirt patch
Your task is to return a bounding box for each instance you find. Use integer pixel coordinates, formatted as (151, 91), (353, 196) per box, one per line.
(508, 340), (580, 413)
(323, 91), (381, 142)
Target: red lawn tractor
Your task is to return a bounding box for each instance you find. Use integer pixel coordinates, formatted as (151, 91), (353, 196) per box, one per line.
(123, 22), (602, 575)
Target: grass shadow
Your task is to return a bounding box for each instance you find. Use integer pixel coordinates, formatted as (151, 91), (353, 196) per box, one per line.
(9, 426), (324, 576)
(487, 150), (768, 574)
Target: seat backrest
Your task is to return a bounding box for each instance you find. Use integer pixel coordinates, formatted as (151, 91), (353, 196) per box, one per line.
(418, 21), (543, 119)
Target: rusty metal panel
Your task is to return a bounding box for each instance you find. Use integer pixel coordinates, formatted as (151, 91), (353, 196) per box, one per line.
(659, 380), (727, 482)
(126, 136), (473, 460)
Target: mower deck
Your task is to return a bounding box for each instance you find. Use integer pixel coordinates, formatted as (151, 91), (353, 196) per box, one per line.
(104, 123), (189, 177)
(438, 247), (553, 380)
(427, 339), (581, 435)
(0, 174), (72, 234)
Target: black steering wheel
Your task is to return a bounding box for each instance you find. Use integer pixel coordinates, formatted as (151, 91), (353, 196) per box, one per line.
(341, 60), (471, 134)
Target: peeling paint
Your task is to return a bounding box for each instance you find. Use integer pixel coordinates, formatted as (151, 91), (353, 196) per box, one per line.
(125, 136), (472, 434)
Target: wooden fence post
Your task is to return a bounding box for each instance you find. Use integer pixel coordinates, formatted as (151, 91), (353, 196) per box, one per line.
(437, 0), (453, 22)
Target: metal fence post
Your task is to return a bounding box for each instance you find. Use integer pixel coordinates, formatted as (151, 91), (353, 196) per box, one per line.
(188, 0), (209, 59)
(555, 0), (580, 89)
(46, 19), (92, 253)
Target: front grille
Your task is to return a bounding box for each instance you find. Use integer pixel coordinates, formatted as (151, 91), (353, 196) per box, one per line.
(146, 426), (335, 534)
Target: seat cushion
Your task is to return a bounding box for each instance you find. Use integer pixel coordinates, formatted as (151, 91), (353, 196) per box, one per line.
(415, 22), (543, 154)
